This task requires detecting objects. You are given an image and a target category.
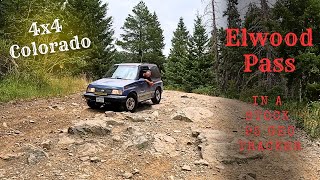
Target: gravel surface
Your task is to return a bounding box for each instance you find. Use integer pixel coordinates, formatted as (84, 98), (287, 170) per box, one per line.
(0, 91), (319, 180)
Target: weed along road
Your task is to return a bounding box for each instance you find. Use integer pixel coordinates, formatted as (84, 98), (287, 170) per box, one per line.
(0, 91), (319, 179)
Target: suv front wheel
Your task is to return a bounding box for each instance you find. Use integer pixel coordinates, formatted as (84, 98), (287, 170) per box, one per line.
(124, 94), (138, 113)
(151, 88), (161, 104)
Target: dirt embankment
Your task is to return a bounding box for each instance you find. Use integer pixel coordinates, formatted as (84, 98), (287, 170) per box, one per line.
(0, 91), (319, 180)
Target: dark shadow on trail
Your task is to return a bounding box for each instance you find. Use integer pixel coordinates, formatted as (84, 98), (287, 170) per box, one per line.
(136, 101), (153, 112)
(85, 101), (154, 113)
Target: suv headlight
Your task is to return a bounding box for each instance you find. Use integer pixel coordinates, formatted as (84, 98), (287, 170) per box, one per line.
(111, 89), (122, 95)
(87, 87), (95, 93)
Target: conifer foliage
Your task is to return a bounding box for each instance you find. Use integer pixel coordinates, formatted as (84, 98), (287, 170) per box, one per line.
(165, 18), (190, 90)
(118, 1), (165, 69)
(165, 16), (214, 93)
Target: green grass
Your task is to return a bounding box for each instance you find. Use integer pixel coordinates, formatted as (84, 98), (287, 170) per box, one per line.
(165, 85), (220, 96)
(294, 101), (320, 138)
(0, 74), (87, 102)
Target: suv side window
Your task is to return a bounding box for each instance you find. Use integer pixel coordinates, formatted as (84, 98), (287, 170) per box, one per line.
(139, 66), (150, 79)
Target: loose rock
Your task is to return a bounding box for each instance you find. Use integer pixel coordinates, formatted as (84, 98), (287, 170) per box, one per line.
(26, 146), (48, 165)
(77, 143), (105, 156)
(126, 126), (138, 134)
(90, 156), (101, 163)
(80, 156), (90, 162)
(180, 107), (214, 122)
(48, 106), (55, 110)
(133, 135), (150, 149)
(152, 111), (159, 118)
(41, 140), (53, 150)
(191, 128), (201, 137)
(163, 135), (176, 144)
(133, 169), (140, 174)
(216, 165), (225, 170)
(68, 120), (112, 136)
(14, 130), (22, 134)
(105, 118), (125, 126)
(194, 159), (209, 166)
(58, 135), (77, 145)
(153, 134), (178, 157)
(0, 153), (21, 161)
(171, 111), (193, 122)
(125, 114), (147, 122)
(182, 165), (191, 171)
(122, 141), (134, 149)
(238, 173), (256, 180)
(112, 135), (122, 142)
(105, 111), (117, 117)
(122, 172), (133, 179)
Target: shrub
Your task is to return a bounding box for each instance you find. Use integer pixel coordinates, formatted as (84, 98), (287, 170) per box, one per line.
(192, 86), (219, 96)
(0, 73), (87, 102)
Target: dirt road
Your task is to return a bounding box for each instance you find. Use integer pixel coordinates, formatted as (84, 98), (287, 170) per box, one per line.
(0, 91), (319, 180)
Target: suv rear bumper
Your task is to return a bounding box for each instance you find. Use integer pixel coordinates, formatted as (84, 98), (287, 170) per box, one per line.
(84, 93), (127, 103)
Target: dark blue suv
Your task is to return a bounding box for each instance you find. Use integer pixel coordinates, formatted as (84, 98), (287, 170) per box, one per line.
(84, 63), (163, 112)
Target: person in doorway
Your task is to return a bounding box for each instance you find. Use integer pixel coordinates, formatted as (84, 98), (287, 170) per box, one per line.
(143, 70), (154, 86)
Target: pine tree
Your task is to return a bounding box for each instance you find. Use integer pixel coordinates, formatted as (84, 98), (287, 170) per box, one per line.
(144, 12), (165, 70)
(223, 0), (241, 28)
(164, 17), (189, 89)
(118, 1), (165, 69)
(272, 0), (320, 101)
(187, 16), (213, 91)
(219, 0), (244, 95)
(65, 0), (115, 78)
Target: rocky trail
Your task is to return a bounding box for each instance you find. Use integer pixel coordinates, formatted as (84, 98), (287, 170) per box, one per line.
(0, 91), (319, 180)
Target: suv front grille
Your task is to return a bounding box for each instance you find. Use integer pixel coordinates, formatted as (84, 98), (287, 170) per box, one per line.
(94, 88), (112, 95)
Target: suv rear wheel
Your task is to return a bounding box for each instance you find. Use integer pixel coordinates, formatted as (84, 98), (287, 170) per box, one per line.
(125, 94), (138, 113)
(151, 88), (161, 104)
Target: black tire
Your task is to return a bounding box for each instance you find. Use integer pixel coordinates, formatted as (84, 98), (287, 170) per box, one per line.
(87, 100), (102, 109)
(124, 94), (138, 113)
(151, 88), (162, 104)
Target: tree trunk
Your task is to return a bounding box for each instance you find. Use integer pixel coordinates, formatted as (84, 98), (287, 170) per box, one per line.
(299, 77), (303, 103)
(260, 0), (276, 89)
(211, 0), (219, 86)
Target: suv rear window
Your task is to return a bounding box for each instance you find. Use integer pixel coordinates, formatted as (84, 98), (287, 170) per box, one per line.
(150, 66), (161, 78)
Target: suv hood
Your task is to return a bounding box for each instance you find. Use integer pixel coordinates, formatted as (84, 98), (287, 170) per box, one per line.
(90, 78), (136, 89)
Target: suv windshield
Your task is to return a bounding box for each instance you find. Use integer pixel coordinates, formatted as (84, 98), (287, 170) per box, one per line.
(105, 65), (138, 80)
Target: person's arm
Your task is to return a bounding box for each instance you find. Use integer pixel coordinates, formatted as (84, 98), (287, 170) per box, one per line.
(145, 78), (154, 86)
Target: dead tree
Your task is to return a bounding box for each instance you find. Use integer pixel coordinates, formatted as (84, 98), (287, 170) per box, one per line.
(211, 0), (219, 86)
